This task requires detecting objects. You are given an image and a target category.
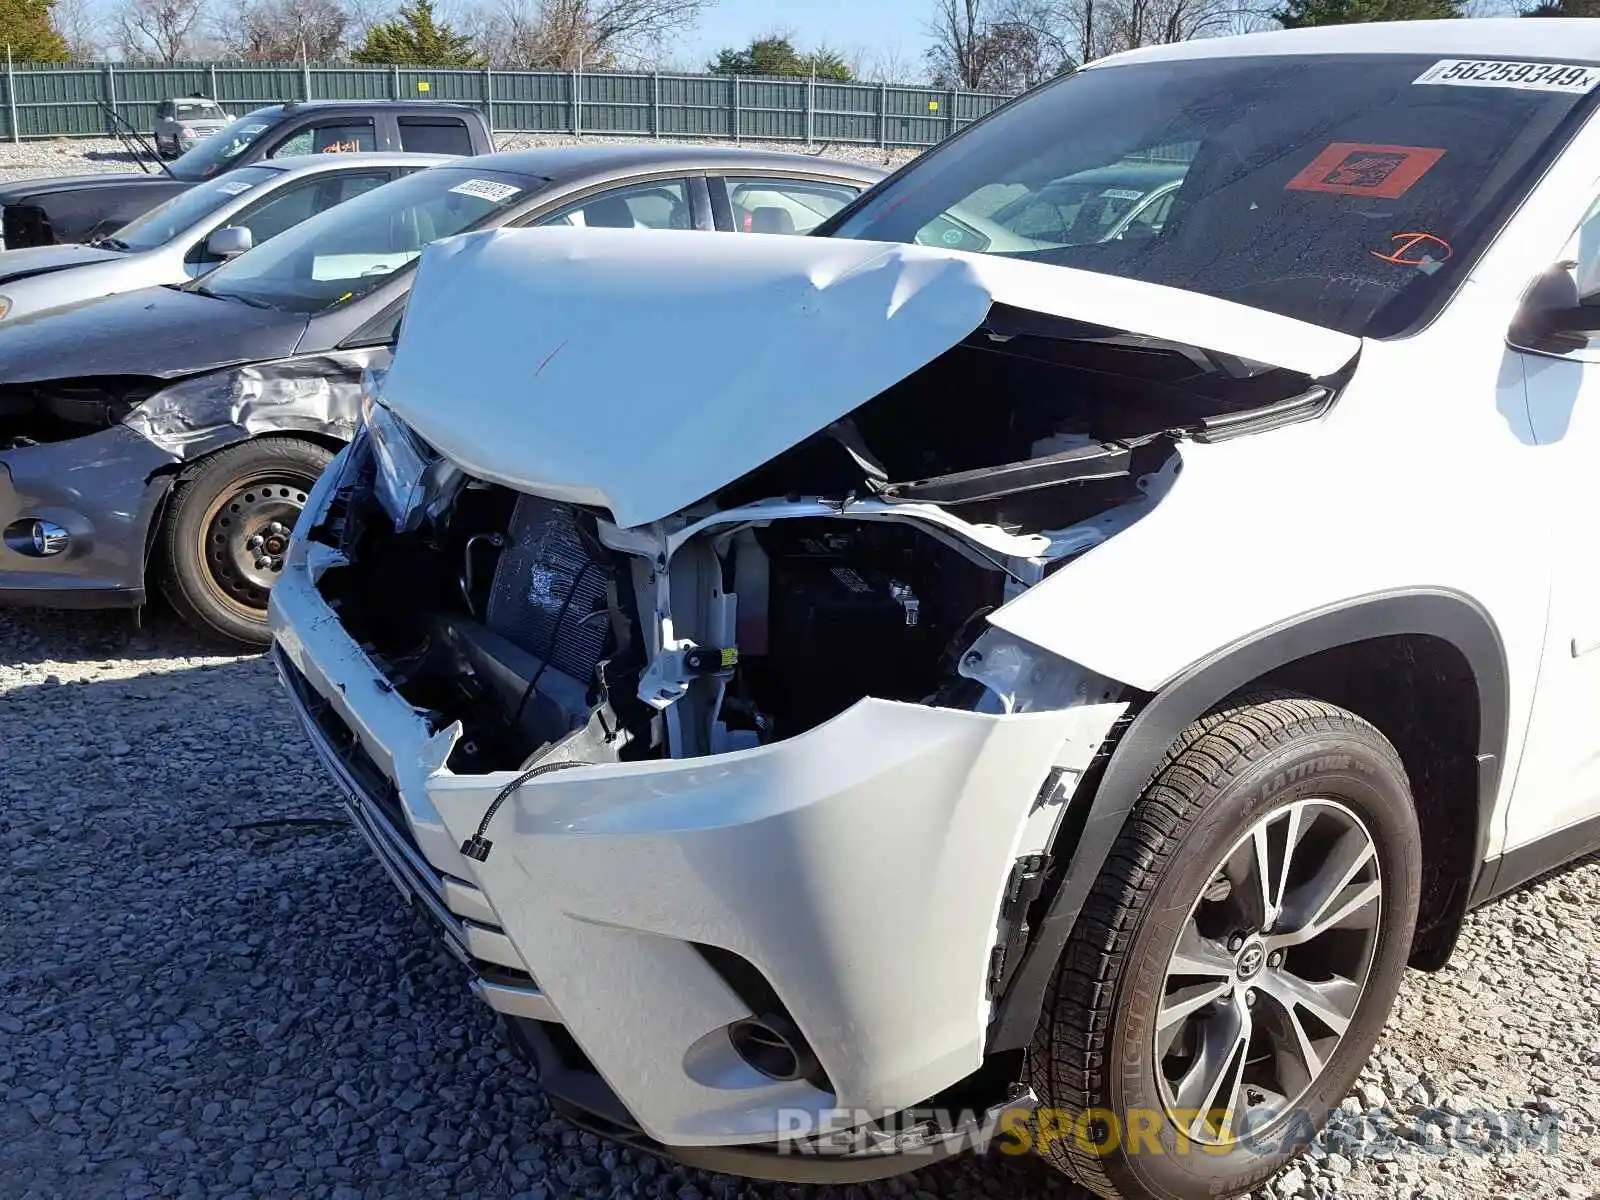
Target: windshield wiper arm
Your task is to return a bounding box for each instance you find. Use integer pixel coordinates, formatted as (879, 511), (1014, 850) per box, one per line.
(192, 283), (274, 309)
(96, 236), (131, 251)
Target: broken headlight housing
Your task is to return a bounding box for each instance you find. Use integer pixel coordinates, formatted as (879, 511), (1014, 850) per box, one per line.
(358, 373), (463, 532)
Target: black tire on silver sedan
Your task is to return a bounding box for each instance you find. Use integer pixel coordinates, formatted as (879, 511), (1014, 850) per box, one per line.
(158, 436), (333, 647)
(1030, 692), (1421, 1200)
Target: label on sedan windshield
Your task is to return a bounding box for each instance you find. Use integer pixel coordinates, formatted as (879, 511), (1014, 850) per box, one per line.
(216, 181), (254, 195)
(1414, 59), (1600, 93)
(448, 178), (522, 203)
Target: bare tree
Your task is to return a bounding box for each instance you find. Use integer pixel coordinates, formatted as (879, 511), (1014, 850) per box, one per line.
(54, 0), (106, 58)
(861, 41), (920, 83)
(928, 0), (1268, 81)
(117, 0), (208, 61)
(218, 0), (352, 59)
(467, 0), (707, 68)
(1094, 0), (1268, 54)
(925, 0), (1072, 90)
(925, 0), (986, 87)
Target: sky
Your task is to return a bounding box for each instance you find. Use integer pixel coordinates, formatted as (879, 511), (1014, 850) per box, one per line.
(71, 0), (933, 78)
(673, 0), (928, 78)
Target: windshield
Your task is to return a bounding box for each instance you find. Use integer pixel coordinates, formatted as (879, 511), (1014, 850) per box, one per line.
(170, 108), (280, 180)
(829, 55), (1599, 338)
(198, 166), (543, 313)
(107, 165), (282, 251)
(175, 100), (224, 120)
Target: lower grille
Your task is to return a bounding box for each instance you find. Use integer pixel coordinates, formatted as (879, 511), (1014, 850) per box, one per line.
(273, 648), (552, 1014)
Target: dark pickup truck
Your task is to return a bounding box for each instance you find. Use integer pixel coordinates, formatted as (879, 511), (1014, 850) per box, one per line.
(0, 100), (495, 248)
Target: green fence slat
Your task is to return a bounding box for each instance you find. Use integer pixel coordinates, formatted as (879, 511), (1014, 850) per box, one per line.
(0, 61), (1013, 146)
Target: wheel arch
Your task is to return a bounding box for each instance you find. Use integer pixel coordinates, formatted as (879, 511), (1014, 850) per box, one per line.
(986, 586), (1508, 1053)
(139, 430), (348, 578)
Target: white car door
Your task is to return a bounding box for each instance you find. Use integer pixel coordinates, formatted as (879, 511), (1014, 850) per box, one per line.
(1502, 194), (1600, 852)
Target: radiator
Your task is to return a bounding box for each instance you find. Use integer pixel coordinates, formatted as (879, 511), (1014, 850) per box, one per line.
(485, 497), (615, 686)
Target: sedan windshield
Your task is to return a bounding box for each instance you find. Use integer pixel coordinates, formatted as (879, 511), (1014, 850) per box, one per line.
(106, 165), (282, 251)
(174, 99), (225, 120)
(198, 166), (544, 313)
(828, 54), (1600, 338)
(170, 108), (280, 180)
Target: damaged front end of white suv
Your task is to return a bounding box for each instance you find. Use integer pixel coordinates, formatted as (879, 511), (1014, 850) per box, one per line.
(269, 226), (1357, 1180)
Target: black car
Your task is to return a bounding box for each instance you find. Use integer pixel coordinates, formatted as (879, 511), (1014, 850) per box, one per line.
(0, 146), (883, 644)
(0, 100), (495, 248)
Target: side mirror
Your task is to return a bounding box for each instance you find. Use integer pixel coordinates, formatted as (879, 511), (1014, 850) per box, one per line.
(205, 225), (253, 259)
(1509, 262), (1600, 348)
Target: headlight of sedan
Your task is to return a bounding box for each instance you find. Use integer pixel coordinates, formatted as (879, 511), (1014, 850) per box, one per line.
(0, 295), (12, 321)
(358, 371), (462, 532)
(361, 393), (432, 532)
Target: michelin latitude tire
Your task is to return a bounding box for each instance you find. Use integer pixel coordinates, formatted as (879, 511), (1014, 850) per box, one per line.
(1030, 691), (1421, 1200)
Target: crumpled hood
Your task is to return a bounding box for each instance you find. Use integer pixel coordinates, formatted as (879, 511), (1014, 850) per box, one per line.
(0, 285), (311, 384)
(0, 243), (123, 285)
(381, 227), (1360, 529)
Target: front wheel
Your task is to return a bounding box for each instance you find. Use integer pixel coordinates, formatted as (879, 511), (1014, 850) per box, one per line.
(159, 437), (333, 647)
(1031, 692), (1421, 1200)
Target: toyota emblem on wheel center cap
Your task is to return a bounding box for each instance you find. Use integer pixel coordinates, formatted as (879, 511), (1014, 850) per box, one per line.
(1236, 940), (1267, 979)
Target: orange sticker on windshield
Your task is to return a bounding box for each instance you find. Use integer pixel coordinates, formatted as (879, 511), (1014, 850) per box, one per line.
(1286, 143), (1445, 199)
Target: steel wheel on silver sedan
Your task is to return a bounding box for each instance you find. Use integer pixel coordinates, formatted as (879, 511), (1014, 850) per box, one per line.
(1030, 693), (1421, 1200)
(159, 436), (334, 647)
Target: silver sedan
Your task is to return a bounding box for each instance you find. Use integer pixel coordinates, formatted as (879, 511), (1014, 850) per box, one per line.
(0, 152), (455, 325)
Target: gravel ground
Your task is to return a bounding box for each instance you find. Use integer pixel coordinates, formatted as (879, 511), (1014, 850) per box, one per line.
(0, 606), (1596, 1200)
(0, 134), (918, 185)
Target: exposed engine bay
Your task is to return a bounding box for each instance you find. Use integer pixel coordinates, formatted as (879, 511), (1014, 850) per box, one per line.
(312, 316), (1332, 775)
(0, 378), (158, 449)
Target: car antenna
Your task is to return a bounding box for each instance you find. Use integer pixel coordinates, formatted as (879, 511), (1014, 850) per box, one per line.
(96, 100), (177, 181)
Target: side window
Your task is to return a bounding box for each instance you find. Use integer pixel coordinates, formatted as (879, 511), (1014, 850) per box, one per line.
(398, 118), (473, 155)
(344, 300), (408, 347)
(1570, 195), (1600, 301)
(269, 121), (376, 158)
(208, 172), (391, 254)
(537, 180), (692, 230)
(326, 172), (392, 205)
(1115, 189), (1176, 241)
(725, 177), (860, 235)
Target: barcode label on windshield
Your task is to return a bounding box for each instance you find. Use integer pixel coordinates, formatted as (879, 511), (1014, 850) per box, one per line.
(449, 178), (522, 202)
(1414, 59), (1600, 93)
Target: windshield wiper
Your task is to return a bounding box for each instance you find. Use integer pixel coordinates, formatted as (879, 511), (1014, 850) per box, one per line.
(96, 100), (176, 180)
(192, 283), (275, 310)
(95, 236), (131, 251)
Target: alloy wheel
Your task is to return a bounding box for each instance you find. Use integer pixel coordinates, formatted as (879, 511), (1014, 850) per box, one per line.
(1154, 798), (1383, 1145)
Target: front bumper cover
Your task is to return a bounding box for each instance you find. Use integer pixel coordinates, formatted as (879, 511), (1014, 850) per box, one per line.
(269, 476), (1126, 1162)
(0, 424), (178, 608)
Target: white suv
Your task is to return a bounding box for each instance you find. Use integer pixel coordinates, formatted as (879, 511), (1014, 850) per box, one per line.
(270, 20), (1600, 1200)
